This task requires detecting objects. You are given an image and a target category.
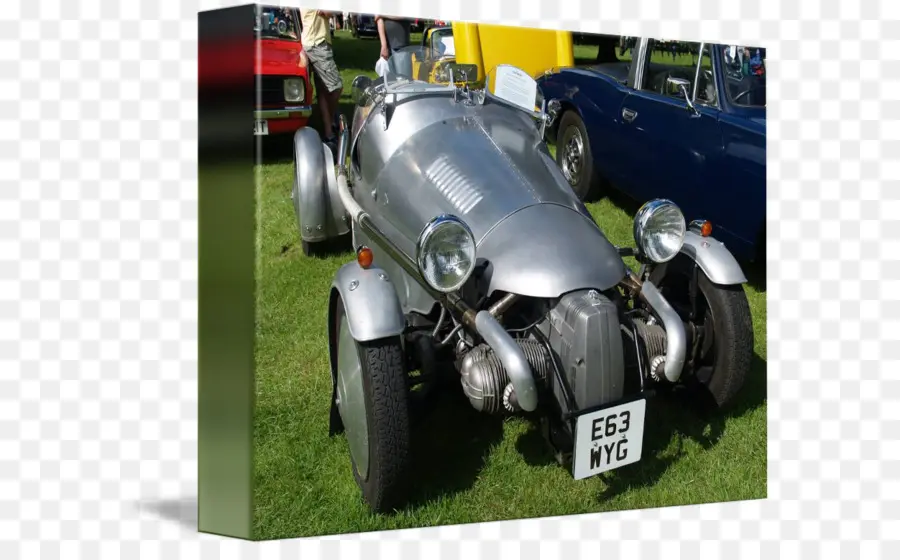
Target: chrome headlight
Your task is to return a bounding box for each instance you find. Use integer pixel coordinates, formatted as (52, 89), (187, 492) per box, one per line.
(633, 199), (686, 263)
(416, 215), (477, 293)
(284, 78), (305, 102)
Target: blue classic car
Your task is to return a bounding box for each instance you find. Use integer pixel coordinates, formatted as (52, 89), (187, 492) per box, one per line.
(538, 37), (766, 263)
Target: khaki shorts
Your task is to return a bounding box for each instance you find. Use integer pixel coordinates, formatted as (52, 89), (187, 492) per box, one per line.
(305, 43), (342, 93)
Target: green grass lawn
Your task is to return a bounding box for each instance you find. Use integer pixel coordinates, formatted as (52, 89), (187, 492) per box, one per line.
(252, 30), (766, 540)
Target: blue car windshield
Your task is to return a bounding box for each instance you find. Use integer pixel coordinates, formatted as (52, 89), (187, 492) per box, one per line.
(720, 45), (766, 107)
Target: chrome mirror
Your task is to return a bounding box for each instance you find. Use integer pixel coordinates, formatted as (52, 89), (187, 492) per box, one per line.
(351, 75), (373, 105)
(666, 76), (698, 114)
(540, 99), (562, 139)
(547, 99), (562, 125)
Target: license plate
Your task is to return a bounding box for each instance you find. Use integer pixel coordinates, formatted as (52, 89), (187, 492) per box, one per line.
(572, 398), (646, 480)
(254, 120), (268, 135)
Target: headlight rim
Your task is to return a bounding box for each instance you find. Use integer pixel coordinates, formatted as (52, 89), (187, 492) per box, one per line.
(283, 78), (305, 103)
(633, 198), (686, 264)
(415, 213), (477, 294)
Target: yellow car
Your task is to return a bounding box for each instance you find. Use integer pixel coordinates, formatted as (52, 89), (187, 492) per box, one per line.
(412, 22), (576, 89)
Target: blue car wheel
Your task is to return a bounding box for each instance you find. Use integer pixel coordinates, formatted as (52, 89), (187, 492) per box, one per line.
(556, 110), (603, 201)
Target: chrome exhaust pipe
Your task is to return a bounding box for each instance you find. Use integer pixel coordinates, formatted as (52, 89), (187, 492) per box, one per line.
(336, 173), (363, 221)
(637, 280), (686, 383)
(474, 310), (538, 412)
(337, 114), (350, 175)
(334, 113), (363, 222)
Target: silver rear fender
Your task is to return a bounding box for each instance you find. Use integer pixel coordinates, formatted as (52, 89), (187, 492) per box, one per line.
(293, 127), (350, 243)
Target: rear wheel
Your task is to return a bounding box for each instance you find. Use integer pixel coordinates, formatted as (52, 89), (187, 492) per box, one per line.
(333, 296), (411, 512)
(556, 110), (603, 201)
(291, 140), (345, 258)
(652, 256), (753, 410)
(301, 239), (326, 257)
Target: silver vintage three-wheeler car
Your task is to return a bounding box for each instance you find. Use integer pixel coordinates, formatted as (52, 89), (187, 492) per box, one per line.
(290, 46), (753, 512)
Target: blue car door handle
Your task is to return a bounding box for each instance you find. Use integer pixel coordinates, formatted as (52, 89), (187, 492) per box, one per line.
(622, 108), (638, 123)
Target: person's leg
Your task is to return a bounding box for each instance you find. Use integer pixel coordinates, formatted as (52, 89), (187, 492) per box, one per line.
(326, 86), (342, 138)
(305, 47), (335, 140)
(307, 44), (343, 141)
(312, 71), (332, 137)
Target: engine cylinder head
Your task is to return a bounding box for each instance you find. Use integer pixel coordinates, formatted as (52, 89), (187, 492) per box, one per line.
(459, 339), (551, 414)
(633, 318), (668, 381)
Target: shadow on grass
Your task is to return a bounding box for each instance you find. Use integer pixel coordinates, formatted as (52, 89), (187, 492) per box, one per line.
(514, 351), (766, 501)
(277, 234), (355, 261)
(401, 383), (506, 508)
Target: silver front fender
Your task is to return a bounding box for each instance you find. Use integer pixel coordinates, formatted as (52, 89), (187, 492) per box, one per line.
(677, 230), (747, 285)
(330, 262), (406, 342)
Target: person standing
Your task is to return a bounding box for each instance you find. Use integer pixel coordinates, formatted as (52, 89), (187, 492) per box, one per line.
(299, 9), (343, 147)
(375, 15), (412, 77)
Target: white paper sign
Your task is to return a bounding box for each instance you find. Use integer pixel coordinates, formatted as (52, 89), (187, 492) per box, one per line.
(493, 65), (537, 113)
(437, 35), (455, 56)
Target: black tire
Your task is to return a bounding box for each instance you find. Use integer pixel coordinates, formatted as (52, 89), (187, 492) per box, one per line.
(555, 110), (603, 201)
(302, 232), (353, 258)
(653, 256), (753, 411)
(334, 298), (411, 512)
(301, 239), (321, 257)
(695, 274), (753, 409)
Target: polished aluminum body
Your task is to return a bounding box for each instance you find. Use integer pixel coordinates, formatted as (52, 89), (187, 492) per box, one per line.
(346, 80), (626, 314)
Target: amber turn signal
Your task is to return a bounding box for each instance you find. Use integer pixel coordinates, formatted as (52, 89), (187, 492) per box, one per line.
(700, 221), (713, 237)
(357, 246), (374, 269)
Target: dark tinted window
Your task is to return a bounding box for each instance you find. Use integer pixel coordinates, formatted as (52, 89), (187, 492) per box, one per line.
(720, 45), (766, 107)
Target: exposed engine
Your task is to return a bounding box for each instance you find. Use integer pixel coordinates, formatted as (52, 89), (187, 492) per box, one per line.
(459, 339), (551, 414)
(538, 289), (625, 413)
(457, 289), (632, 416)
(631, 315), (669, 382)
